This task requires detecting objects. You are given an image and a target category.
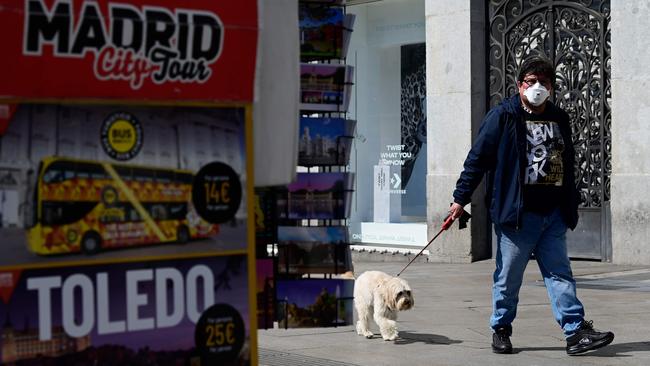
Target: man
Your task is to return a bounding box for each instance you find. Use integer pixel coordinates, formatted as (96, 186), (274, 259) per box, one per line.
(448, 56), (614, 355)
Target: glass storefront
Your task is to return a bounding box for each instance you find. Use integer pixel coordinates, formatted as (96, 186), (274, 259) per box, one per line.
(346, 0), (428, 249)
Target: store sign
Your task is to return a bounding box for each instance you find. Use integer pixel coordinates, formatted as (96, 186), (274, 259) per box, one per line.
(379, 144), (408, 194)
(373, 165), (401, 222)
(0, 0), (257, 102)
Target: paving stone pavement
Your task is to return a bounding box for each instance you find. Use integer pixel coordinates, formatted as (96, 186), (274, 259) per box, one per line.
(258, 259), (650, 366)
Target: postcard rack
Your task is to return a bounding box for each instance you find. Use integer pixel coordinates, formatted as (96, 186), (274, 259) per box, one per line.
(266, 0), (356, 329)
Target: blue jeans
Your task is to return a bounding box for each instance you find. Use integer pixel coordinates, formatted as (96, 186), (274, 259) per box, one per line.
(490, 208), (584, 338)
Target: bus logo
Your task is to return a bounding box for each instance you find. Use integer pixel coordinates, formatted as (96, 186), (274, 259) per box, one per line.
(101, 112), (143, 161)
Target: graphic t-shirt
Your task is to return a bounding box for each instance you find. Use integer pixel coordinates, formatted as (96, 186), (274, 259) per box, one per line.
(522, 108), (565, 214)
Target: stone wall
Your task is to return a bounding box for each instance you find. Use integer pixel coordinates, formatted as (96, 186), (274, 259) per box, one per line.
(610, 2), (650, 264)
(425, 0), (487, 262)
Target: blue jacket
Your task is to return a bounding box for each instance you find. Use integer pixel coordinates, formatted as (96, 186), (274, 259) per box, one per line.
(453, 94), (580, 230)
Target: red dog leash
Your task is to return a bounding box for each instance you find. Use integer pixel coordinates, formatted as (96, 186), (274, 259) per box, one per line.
(396, 208), (471, 277)
(396, 215), (455, 277)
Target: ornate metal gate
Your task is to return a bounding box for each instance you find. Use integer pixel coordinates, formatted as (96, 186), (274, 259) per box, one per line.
(488, 0), (611, 259)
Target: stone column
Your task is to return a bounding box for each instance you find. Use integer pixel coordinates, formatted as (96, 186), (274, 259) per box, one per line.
(425, 0), (486, 263)
(610, 2), (650, 264)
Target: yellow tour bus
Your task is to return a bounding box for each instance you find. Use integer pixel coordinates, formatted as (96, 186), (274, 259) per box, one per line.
(28, 157), (219, 255)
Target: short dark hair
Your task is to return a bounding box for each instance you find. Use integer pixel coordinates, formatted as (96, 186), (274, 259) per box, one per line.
(517, 56), (554, 83)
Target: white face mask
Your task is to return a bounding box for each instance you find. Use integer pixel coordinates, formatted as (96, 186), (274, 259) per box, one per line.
(523, 82), (549, 106)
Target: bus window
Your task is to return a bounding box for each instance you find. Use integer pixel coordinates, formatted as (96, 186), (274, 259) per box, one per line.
(128, 206), (141, 221)
(133, 168), (154, 182)
(42, 169), (61, 184)
(149, 204), (169, 220)
(76, 170), (90, 180)
(92, 170), (108, 180)
(156, 170), (174, 183)
(77, 162), (107, 180)
(42, 201), (97, 226)
(176, 172), (193, 184)
(42, 161), (76, 183)
(168, 203), (188, 220)
(115, 165), (132, 181)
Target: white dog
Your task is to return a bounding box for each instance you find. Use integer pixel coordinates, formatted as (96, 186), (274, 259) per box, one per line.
(354, 271), (414, 341)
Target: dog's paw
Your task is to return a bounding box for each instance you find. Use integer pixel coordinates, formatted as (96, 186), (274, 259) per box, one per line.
(381, 327), (398, 341)
(356, 322), (374, 338)
(357, 329), (374, 338)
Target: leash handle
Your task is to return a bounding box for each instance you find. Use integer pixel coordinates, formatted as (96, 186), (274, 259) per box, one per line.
(441, 214), (455, 231)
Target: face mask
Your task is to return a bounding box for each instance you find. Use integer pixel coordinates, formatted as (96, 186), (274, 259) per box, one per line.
(523, 82), (549, 106)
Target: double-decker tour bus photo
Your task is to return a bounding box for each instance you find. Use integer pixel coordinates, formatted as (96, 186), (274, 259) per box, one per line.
(27, 156), (218, 255)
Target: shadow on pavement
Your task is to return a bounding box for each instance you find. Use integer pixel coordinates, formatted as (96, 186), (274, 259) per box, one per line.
(512, 346), (565, 354)
(572, 341), (650, 357)
(395, 331), (463, 345)
(515, 341), (650, 357)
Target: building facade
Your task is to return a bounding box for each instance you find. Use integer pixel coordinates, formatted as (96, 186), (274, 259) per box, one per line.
(348, 0), (649, 265)
(2, 323), (90, 363)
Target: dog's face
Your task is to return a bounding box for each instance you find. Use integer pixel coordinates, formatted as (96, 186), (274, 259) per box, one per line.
(385, 277), (414, 311)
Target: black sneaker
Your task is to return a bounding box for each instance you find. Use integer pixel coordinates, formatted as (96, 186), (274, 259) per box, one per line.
(492, 325), (513, 354)
(566, 320), (614, 355)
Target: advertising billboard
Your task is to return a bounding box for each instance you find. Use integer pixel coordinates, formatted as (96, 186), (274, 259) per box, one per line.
(0, 1), (258, 364)
(0, 0), (257, 103)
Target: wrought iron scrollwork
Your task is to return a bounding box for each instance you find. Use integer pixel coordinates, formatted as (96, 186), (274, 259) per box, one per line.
(488, 0), (611, 208)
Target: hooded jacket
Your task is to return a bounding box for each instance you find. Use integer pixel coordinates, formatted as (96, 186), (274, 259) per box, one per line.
(452, 94), (580, 230)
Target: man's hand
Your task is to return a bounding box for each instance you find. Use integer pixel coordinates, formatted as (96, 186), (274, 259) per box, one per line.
(449, 202), (465, 220)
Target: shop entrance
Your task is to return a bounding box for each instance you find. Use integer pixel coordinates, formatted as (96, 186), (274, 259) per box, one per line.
(487, 0), (612, 260)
